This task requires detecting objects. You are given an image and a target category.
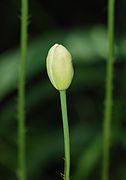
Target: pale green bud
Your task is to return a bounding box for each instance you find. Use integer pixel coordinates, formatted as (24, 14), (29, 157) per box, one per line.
(46, 44), (74, 90)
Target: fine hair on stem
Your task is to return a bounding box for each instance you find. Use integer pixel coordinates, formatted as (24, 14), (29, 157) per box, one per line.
(102, 0), (115, 180)
(18, 0), (28, 179)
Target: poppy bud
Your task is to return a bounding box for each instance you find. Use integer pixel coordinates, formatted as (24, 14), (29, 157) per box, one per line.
(46, 44), (74, 90)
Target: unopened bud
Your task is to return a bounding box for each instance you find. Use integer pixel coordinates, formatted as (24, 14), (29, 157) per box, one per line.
(46, 44), (74, 90)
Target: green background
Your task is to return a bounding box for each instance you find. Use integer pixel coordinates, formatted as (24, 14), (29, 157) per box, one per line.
(0, 0), (126, 179)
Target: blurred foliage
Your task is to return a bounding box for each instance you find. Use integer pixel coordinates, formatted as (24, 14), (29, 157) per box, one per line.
(0, 0), (126, 180)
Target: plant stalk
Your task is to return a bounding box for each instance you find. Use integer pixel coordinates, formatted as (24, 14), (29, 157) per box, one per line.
(60, 90), (70, 180)
(102, 0), (115, 180)
(18, 0), (28, 179)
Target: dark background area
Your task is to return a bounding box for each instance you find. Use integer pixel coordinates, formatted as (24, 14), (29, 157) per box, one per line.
(0, 0), (126, 179)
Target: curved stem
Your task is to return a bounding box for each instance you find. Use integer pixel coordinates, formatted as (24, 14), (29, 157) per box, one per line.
(18, 0), (28, 179)
(102, 0), (115, 180)
(60, 90), (70, 180)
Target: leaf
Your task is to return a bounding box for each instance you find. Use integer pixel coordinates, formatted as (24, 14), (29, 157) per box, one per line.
(73, 134), (102, 180)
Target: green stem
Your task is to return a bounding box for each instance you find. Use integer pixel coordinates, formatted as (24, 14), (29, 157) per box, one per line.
(102, 0), (115, 180)
(18, 0), (28, 179)
(60, 90), (70, 180)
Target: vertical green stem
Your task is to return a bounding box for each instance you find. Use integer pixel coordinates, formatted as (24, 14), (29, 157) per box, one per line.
(60, 90), (70, 180)
(18, 0), (28, 179)
(102, 0), (115, 180)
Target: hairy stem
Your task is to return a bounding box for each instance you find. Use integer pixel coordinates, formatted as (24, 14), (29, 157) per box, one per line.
(102, 0), (115, 180)
(18, 0), (28, 179)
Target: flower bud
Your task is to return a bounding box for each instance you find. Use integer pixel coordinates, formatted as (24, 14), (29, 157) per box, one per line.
(46, 44), (74, 90)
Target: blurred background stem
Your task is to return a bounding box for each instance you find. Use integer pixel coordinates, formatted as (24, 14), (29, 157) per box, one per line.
(102, 0), (115, 180)
(60, 91), (70, 180)
(18, 0), (28, 179)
